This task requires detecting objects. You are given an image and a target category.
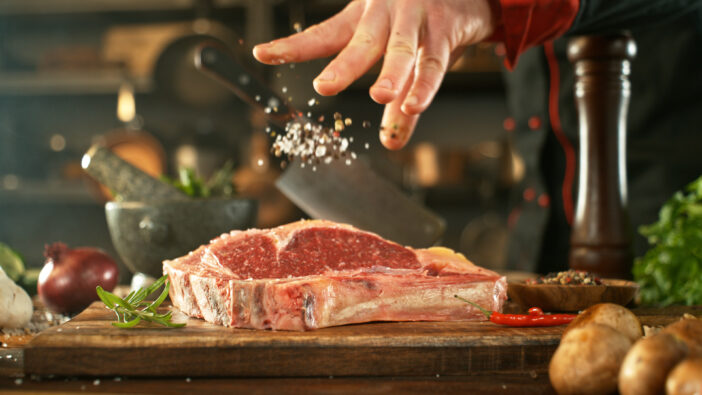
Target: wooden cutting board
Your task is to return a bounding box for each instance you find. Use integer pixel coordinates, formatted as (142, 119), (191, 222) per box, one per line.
(23, 303), (700, 378)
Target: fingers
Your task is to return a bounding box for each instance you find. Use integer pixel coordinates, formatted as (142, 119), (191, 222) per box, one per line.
(369, 6), (422, 104)
(252, 1), (363, 65)
(313, 1), (391, 96)
(379, 72), (419, 150)
(400, 30), (451, 115)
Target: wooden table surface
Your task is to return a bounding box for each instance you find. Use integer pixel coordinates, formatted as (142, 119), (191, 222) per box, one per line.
(0, 374), (555, 394)
(3, 305), (700, 394)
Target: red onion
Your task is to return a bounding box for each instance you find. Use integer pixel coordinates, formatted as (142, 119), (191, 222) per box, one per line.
(38, 242), (119, 314)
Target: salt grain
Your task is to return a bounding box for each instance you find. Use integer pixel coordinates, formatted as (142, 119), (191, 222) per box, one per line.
(14, 378), (22, 385)
(363, 120), (371, 128)
(257, 159), (264, 166)
(238, 74), (250, 85)
(93, 379), (101, 386)
(282, 86), (288, 93)
(293, 22), (302, 32)
(255, 95), (261, 102)
(307, 98), (316, 107)
(186, 377), (192, 383)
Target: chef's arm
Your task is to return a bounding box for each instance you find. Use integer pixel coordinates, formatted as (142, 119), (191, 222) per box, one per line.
(569, 0), (702, 35)
(493, 0), (701, 69)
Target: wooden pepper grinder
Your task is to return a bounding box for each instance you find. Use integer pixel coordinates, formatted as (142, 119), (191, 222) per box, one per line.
(567, 34), (637, 279)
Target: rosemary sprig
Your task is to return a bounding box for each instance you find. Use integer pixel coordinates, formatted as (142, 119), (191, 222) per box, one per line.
(96, 274), (185, 328)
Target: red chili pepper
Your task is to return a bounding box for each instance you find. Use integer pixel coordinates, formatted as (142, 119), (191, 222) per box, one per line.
(454, 295), (576, 327)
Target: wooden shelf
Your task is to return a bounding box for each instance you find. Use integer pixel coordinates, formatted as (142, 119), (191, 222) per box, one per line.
(0, 70), (153, 95)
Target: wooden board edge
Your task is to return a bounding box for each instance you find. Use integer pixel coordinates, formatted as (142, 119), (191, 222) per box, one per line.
(24, 344), (558, 378)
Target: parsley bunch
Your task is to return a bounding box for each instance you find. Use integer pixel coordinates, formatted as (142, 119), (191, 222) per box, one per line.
(633, 175), (702, 306)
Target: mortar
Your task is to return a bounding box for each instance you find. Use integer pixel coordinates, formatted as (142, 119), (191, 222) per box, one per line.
(105, 199), (256, 278)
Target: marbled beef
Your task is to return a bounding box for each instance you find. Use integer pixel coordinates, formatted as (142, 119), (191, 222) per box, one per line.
(164, 220), (507, 330)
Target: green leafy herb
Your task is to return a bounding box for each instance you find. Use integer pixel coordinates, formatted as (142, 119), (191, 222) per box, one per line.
(160, 160), (237, 198)
(96, 274), (185, 328)
(633, 175), (702, 306)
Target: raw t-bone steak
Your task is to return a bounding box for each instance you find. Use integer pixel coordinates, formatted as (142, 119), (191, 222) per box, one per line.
(164, 220), (507, 331)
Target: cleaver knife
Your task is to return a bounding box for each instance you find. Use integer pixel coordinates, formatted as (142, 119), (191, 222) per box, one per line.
(194, 41), (445, 247)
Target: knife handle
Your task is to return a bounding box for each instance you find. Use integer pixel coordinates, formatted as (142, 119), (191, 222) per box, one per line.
(194, 41), (294, 127)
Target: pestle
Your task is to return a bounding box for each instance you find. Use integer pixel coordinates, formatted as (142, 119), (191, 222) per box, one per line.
(567, 34), (636, 279)
(81, 144), (189, 202)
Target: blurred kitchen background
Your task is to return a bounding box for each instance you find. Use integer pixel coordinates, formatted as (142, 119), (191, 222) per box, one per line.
(0, 0), (519, 282)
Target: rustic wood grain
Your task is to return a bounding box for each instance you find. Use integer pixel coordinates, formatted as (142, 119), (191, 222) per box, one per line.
(0, 374), (557, 395)
(24, 302), (562, 377)
(23, 303), (700, 378)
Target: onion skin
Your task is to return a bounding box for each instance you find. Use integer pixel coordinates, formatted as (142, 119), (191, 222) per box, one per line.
(38, 243), (119, 314)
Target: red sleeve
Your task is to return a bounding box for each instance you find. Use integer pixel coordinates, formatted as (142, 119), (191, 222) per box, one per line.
(488, 0), (580, 70)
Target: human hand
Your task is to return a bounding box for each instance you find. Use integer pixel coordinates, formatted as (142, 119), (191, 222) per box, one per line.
(253, 0), (496, 150)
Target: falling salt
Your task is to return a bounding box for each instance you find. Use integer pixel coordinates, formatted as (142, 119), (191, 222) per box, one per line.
(255, 95), (261, 102)
(15, 378), (22, 385)
(282, 86), (288, 93)
(345, 159), (352, 165)
(265, 127), (271, 133)
(186, 377), (192, 383)
(307, 98), (316, 107)
(289, 63), (296, 69)
(257, 159), (264, 166)
(271, 112), (358, 168)
(238, 74), (250, 85)
(363, 120), (371, 128)
(307, 112), (312, 118)
(364, 143), (370, 149)
(293, 22), (302, 32)
(93, 379), (101, 386)
(264, 107), (271, 114)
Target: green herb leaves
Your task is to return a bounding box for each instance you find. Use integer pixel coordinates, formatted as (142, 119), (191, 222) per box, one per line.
(634, 175), (702, 306)
(160, 161), (237, 198)
(96, 274), (185, 328)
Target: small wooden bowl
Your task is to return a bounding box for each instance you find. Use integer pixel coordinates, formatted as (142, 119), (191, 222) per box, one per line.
(507, 279), (639, 312)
